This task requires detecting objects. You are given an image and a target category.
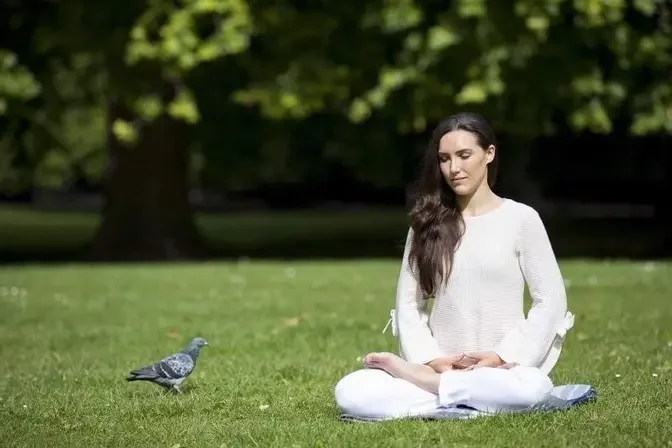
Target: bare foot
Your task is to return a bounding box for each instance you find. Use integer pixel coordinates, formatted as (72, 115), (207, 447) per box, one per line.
(363, 352), (401, 373)
(363, 352), (440, 394)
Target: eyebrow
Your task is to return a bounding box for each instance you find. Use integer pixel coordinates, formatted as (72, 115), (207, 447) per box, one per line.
(438, 149), (473, 155)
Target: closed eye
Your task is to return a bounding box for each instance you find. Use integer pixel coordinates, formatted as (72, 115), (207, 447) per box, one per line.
(438, 150), (472, 162)
(456, 149), (473, 159)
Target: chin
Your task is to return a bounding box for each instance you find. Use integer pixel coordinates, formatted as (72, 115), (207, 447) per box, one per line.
(451, 184), (475, 196)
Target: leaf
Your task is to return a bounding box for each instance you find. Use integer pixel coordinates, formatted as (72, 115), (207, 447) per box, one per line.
(525, 15), (549, 32)
(279, 92), (299, 110)
(380, 0), (423, 32)
(0, 51), (17, 69)
(403, 32), (423, 52)
(112, 119), (138, 145)
(0, 50), (41, 100)
(633, 0), (657, 16)
(348, 99), (371, 123)
(380, 68), (407, 90)
(456, 82), (488, 104)
(34, 150), (73, 188)
(427, 26), (459, 51)
(570, 99), (612, 133)
(457, 0), (487, 18)
(167, 88), (200, 123)
(134, 95), (163, 120)
(413, 115), (427, 131)
(196, 41), (224, 61)
(366, 87), (387, 107)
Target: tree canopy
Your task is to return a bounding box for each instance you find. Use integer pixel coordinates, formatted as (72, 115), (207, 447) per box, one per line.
(1, 0), (670, 257)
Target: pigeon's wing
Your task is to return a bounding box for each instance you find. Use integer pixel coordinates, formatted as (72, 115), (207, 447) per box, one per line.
(157, 353), (194, 379)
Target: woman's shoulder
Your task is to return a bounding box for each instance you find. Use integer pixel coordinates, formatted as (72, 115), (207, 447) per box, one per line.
(504, 198), (540, 219)
(498, 199), (546, 227)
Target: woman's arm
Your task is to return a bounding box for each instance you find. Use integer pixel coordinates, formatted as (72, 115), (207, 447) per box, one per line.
(494, 208), (569, 368)
(394, 228), (443, 365)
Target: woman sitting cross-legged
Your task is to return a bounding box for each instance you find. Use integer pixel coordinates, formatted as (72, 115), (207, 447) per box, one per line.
(334, 112), (575, 420)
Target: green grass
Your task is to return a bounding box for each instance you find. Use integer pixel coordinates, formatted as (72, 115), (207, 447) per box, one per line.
(1, 259), (671, 446)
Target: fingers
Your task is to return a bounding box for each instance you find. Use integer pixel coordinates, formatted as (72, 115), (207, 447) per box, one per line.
(452, 354), (479, 369)
(498, 362), (519, 370)
(432, 354), (468, 372)
(434, 353), (501, 372)
(464, 364), (485, 371)
(464, 358), (500, 370)
(462, 352), (507, 369)
(446, 354), (466, 363)
(438, 357), (462, 373)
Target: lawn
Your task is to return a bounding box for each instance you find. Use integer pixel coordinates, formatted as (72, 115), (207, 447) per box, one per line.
(1, 258), (671, 446)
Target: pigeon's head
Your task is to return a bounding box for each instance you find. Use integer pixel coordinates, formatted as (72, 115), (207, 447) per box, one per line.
(189, 337), (209, 348)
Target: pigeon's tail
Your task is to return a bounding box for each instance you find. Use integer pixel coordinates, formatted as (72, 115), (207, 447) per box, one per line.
(126, 366), (158, 382)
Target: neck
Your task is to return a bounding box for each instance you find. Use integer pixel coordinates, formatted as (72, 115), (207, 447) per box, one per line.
(456, 180), (499, 217)
(185, 344), (201, 358)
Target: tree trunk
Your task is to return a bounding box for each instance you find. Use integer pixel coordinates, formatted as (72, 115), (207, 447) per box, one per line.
(89, 89), (203, 261)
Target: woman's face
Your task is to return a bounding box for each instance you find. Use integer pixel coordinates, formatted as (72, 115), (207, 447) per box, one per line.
(438, 130), (495, 196)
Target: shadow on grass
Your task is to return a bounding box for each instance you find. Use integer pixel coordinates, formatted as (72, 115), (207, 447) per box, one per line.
(0, 205), (669, 264)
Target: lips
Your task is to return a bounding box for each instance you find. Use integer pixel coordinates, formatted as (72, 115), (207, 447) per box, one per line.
(451, 177), (467, 182)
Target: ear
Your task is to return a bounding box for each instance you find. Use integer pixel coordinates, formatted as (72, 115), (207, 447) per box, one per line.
(485, 145), (496, 164)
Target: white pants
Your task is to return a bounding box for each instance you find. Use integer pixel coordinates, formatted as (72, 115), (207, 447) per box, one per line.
(335, 366), (553, 419)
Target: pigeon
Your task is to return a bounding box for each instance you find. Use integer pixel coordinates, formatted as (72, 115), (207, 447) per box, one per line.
(126, 336), (208, 393)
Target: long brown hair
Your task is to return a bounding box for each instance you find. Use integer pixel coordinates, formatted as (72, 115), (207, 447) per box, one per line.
(408, 112), (499, 297)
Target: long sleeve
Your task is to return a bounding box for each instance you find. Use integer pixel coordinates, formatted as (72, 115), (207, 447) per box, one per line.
(395, 228), (443, 365)
(494, 209), (568, 368)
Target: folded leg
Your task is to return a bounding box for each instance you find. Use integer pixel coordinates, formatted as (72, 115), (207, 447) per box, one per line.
(335, 354), (553, 419)
(335, 368), (439, 419)
(438, 365), (553, 413)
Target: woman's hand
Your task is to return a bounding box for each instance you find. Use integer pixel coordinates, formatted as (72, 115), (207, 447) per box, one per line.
(426, 354), (477, 373)
(461, 351), (506, 370)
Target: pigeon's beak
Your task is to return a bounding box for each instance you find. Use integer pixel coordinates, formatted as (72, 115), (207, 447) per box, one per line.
(204, 341), (209, 346)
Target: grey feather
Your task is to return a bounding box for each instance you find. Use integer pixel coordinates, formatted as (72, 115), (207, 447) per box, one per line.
(126, 337), (208, 393)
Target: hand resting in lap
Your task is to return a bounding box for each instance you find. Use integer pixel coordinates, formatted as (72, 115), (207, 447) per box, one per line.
(426, 351), (510, 373)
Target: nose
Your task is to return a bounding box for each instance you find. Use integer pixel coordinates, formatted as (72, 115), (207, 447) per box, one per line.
(450, 160), (462, 175)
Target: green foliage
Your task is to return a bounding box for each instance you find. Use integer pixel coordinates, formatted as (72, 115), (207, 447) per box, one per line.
(0, 0), (670, 196)
(124, 0), (253, 130)
(167, 88), (200, 123)
(340, 0), (671, 135)
(4, 1), (672, 136)
(133, 95), (163, 120)
(0, 50), (41, 114)
(221, 0), (672, 138)
(126, 0), (252, 70)
(0, 46), (108, 192)
(112, 119), (138, 145)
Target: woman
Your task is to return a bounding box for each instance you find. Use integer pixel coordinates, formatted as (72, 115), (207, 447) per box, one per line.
(334, 112), (575, 420)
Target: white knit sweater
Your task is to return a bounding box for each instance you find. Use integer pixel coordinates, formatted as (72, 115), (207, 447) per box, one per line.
(392, 199), (574, 375)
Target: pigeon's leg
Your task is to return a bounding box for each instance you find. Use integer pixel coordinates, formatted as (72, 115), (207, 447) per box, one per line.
(173, 384), (184, 394)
